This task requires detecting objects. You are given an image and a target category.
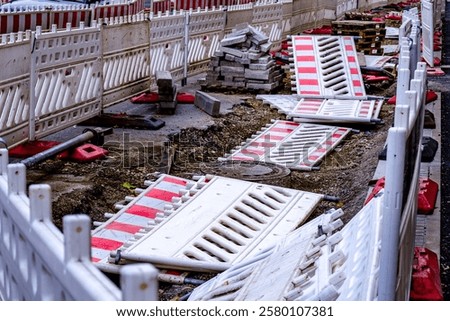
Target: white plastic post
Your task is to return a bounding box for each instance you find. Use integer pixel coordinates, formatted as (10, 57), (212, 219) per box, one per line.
(0, 149), (8, 176)
(378, 127), (407, 301)
(121, 264), (159, 300)
(29, 185), (52, 223)
(63, 215), (92, 263)
(7, 164), (26, 196)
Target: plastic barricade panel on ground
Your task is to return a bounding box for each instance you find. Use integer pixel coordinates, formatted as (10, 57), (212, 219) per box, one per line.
(115, 175), (324, 271)
(222, 120), (351, 171)
(189, 193), (384, 301)
(92, 174), (195, 270)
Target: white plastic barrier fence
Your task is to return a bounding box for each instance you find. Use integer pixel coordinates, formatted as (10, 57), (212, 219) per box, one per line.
(256, 95), (383, 124)
(221, 120), (351, 171)
(189, 192), (384, 301)
(109, 175), (324, 272)
(30, 23), (103, 141)
(289, 35), (367, 99)
(0, 148), (158, 300)
(102, 14), (151, 107)
(422, 0), (435, 67)
(92, 174), (195, 272)
(0, 31), (31, 147)
(378, 61), (427, 300)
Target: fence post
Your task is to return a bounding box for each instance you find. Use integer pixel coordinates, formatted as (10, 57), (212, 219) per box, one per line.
(378, 127), (407, 300)
(182, 11), (189, 86)
(121, 264), (159, 300)
(64, 214), (92, 263)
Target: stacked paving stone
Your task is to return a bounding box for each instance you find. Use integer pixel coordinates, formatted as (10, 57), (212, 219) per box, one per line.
(156, 70), (177, 114)
(203, 25), (284, 92)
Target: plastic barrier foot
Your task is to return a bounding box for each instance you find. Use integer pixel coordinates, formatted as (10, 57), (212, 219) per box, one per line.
(61, 144), (108, 163)
(410, 247), (443, 300)
(130, 92), (160, 104)
(418, 178), (439, 215)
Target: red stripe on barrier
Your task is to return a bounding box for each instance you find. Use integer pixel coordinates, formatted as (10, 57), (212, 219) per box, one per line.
(162, 176), (188, 186)
(250, 141), (276, 148)
(146, 188), (179, 202)
(25, 14), (31, 31)
(347, 56), (356, 63)
(299, 79), (319, 86)
(1, 16), (8, 36)
(353, 80), (362, 86)
(299, 36), (312, 40)
(106, 221), (143, 234)
(355, 93), (364, 96)
(345, 45), (353, 51)
(91, 237), (123, 251)
(295, 45), (314, 50)
(241, 148), (265, 156)
(13, 15), (19, 31)
(296, 56), (315, 62)
(297, 67), (317, 73)
(300, 90), (320, 95)
(260, 134), (284, 141)
(125, 204), (159, 218)
(350, 68), (359, 75)
(91, 257), (101, 262)
(269, 127), (294, 133)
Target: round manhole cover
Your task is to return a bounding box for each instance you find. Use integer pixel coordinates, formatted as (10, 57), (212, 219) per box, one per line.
(200, 161), (290, 181)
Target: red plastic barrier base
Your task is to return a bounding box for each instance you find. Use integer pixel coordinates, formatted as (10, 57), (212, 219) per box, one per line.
(302, 25), (332, 35)
(9, 141), (60, 158)
(427, 67), (445, 77)
(387, 90), (438, 105)
(176, 92), (195, 104)
(365, 177), (386, 205)
(421, 56), (441, 66)
(418, 178), (439, 215)
(130, 92), (160, 104)
(365, 177), (438, 214)
(363, 75), (390, 83)
(60, 144), (108, 163)
(410, 247), (443, 301)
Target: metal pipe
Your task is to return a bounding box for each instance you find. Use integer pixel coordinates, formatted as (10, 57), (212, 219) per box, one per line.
(20, 127), (111, 168)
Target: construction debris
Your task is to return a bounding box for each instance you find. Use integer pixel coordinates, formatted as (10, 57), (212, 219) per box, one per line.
(157, 70), (178, 114)
(332, 20), (386, 55)
(202, 24), (284, 92)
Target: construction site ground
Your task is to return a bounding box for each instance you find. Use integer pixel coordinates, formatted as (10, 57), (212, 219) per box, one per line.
(15, 70), (401, 300)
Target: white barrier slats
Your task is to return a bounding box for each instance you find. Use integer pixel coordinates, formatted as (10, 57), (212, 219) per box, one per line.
(256, 95), (383, 123)
(188, 208), (344, 300)
(188, 192), (384, 301)
(223, 120), (351, 171)
(255, 94), (299, 115)
(0, 36), (31, 148)
(290, 35), (366, 98)
(102, 19), (151, 107)
(290, 98), (383, 124)
(91, 174), (194, 266)
(116, 175), (323, 271)
(31, 26), (102, 140)
(421, 0), (435, 67)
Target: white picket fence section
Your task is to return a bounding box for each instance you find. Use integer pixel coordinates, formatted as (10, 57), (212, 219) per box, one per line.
(0, 148), (159, 300)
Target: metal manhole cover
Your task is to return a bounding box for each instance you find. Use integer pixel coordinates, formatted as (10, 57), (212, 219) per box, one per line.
(200, 161), (291, 181)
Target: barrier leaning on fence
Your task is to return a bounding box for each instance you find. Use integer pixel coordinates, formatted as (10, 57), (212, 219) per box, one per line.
(0, 148), (159, 300)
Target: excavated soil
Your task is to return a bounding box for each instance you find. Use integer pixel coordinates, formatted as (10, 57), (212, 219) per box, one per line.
(24, 74), (396, 300)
